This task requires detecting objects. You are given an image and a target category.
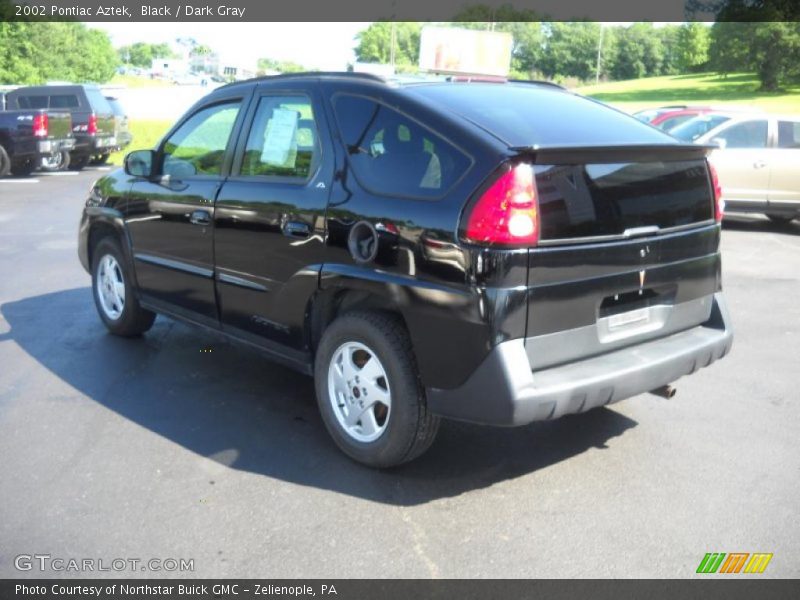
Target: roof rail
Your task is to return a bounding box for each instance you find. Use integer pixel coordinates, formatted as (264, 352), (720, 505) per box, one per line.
(220, 71), (387, 89)
(508, 79), (567, 90)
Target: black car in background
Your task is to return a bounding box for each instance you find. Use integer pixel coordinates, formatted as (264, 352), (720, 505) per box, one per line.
(0, 90), (75, 176)
(6, 84), (116, 170)
(78, 73), (733, 467)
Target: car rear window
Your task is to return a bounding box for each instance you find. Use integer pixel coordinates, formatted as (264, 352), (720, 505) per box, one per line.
(84, 88), (112, 113)
(333, 94), (471, 199)
(407, 83), (672, 147)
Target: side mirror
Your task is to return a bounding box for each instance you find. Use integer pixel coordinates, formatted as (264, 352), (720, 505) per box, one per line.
(710, 137), (727, 150)
(124, 149), (155, 178)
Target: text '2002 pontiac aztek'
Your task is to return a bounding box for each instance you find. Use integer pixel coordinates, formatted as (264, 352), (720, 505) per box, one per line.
(78, 73), (733, 467)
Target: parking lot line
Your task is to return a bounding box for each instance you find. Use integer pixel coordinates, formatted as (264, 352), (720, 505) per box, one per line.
(0, 179), (40, 184)
(39, 172), (79, 177)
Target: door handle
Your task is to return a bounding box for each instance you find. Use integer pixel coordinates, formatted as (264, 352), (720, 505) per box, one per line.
(190, 210), (211, 226)
(753, 160), (767, 169)
(282, 220), (311, 238)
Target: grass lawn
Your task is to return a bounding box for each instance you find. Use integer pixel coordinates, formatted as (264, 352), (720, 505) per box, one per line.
(109, 120), (171, 165)
(576, 72), (800, 115)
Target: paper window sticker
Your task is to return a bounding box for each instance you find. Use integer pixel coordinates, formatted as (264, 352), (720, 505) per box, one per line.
(261, 108), (299, 166)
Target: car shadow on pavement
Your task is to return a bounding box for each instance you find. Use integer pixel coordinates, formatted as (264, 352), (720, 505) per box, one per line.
(722, 215), (800, 236)
(2, 288), (638, 506)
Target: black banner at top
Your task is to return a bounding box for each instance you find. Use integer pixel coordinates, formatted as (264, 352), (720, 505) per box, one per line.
(2, 0), (799, 22)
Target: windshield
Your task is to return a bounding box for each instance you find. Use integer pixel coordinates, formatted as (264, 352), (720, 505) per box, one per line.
(670, 115), (731, 142)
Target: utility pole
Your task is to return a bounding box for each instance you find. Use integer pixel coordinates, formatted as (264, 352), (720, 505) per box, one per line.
(595, 25), (604, 85)
(390, 22), (397, 71)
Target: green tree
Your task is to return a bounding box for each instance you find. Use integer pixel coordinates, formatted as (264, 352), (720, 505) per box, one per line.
(709, 1), (800, 90)
(0, 20), (118, 84)
(257, 58), (306, 74)
(610, 23), (666, 80)
(677, 22), (711, 72)
(539, 22), (602, 81)
(354, 22), (422, 69)
(118, 42), (175, 68)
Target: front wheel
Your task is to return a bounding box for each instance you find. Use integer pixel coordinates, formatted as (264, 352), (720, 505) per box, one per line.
(91, 238), (155, 336)
(314, 311), (440, 468)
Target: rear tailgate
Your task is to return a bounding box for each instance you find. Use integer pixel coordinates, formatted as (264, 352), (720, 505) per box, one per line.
(44, 110), (72, 140)
(523, 145), (720, 369)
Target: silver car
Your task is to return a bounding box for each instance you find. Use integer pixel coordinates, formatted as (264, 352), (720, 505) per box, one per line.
(671, 112), (800, 224)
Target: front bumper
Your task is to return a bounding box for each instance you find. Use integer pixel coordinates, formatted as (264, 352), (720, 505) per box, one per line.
(427, 293), (733, 426)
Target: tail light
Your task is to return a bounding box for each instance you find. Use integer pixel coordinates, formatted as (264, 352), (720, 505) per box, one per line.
(708, 161), (724, 222)
(87, 114), (98, 135)
(462, 163), (539, 247)
(32, 113), (48, 137)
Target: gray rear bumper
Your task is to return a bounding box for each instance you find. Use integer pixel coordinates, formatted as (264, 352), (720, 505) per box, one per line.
(427, 292), (733, 426)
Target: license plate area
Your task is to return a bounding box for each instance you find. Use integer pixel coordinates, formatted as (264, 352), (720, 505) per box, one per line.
(597, 286), (676, 343)
(608, 307), (651, 330)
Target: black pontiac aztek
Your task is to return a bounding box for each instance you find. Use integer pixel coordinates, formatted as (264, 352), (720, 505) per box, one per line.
(78, 73), (733, 467)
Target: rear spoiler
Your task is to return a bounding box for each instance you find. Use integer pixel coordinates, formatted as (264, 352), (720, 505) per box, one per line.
(509, 143), (714, 164)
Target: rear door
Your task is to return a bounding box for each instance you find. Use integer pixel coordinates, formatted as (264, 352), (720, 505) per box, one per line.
(525, 149), (719, 369)
(213, 83), (332, 350)
(125, 95), (246, 323)
(768, 119), (800, 208)
(707, 118), (771, 208)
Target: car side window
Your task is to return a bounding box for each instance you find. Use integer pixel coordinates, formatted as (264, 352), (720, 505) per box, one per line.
(18, 96), (48, 109)
(777, 121), (800, 148)
(716, 120), (769, 149)
(161, 101), (240, 177)
(50, 94), (80, 109)
(240, 95), (319, 180)
(658, 115), (692, 131)
(333, 95), (470, 199)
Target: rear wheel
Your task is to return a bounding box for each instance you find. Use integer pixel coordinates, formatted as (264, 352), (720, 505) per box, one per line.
(314, 311), (440, 468)
(91, 238), (155, 336)
(41, 150), (70, 172)
(767, 214), (794, 225)
(0, 145), (10, 176)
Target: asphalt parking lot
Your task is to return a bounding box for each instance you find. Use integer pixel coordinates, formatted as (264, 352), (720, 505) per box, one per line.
(1, 169), (798, 579)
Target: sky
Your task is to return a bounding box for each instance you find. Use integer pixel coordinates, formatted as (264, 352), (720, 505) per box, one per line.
(88, 23), (369, 70)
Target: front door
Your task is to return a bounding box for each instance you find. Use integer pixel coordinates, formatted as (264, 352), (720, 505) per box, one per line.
(125, 98), (244, 322)
(213, 86), (332, 350)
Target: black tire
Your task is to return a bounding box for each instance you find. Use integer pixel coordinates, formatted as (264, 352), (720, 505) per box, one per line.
(90, 153), (110, 166)
(10, 158), (36, 177)
(314, 311), (440, 468)
(41, 150), (70, 172)
(766, 214), (794, 225)
(68, 153), (90, 171)
(0, 144), (10, 177)
(91, 237), (156, 336)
